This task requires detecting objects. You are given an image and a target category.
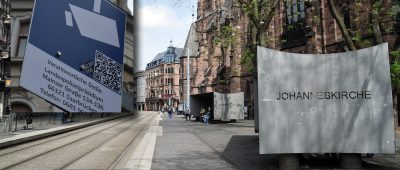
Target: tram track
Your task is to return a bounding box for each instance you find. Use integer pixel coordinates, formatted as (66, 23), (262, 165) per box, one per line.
(106, 114), (156, 170)
(0, 114), (139, 156)
(0, 112), (157, 170)
(60, 113), (157, 169)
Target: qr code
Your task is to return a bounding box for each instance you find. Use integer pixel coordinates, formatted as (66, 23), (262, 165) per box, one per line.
(94, 51), (122, 94)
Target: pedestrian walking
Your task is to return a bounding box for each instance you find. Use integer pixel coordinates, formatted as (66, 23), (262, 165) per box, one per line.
(185, 108), (191, 121)
(168, 108), (173, 119)
(204, 107), (211, 125)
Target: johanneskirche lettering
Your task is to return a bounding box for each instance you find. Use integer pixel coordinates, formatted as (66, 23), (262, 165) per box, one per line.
(276, 91), (372, 100)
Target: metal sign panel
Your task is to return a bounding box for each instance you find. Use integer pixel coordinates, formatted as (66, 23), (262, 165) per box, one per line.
(213, 92), (244, 121)
(20, 0), (126, 112)
(257, 43), (395, 154)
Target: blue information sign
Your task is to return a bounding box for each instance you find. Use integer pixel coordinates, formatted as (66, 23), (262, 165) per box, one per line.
(20, 0), (127, 112)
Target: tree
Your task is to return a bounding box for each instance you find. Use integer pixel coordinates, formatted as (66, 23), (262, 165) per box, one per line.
(236, 0), (279, 71)
(327, 0), (400, 128)
(327, 0), (357, 51)
(327, 0), (398, 49)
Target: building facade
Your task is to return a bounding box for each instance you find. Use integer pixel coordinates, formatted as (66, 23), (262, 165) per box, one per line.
(10, 0), (134, 112)
(122, 11), (134, 112)
(0, 0), (11, 117)
(185, 0), (400, 124)
(133, 70), (146, 111)
(181, 0), (253, 117)
(145, 42), (182, 111)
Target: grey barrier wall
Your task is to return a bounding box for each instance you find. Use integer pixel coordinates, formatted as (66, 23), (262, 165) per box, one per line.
(190, 93), (213, 119)
(213, 92), (244, 121)
(190, 92), (244, 121)
(257, 43), (395, 154)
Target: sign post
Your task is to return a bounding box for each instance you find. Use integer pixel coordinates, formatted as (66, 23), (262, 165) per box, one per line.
(20, 0), (126, 112)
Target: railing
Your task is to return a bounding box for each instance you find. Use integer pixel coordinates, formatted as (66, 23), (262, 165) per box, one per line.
(1, 114), (12, 133)
(0, 112), (123, 134)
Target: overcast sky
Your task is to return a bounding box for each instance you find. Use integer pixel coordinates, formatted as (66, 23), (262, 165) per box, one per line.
(128, 0), (133, 14)
(137, 0), (196, 71)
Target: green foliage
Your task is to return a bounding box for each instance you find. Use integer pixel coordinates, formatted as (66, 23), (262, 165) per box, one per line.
(263, 35), (274, 46)
(220, 24), (238, 50)
(391, 62), (400, 86)
(350, 30), (372, 49)
(219, 79), (229, 85)
(237, 0), (276, 26)
(312, 15), (320, 24)
(366, 28), (373, 35)
(231, 69), (240, 76)
(381, 4), (399, 34)
(391, 50), (400, 58)
(212, 37), (221, 46)
(359, 40), (372, 49)
(240, 0), (257, 15)
(391, 50), (400, 86)
(351, 31), (361, 42)
(235, 0), (277, 74)
(383, 25), (395, 34)
(388, 4), (400, 17)
(240, 49), (256, 73)
(371, 2), (382, 19)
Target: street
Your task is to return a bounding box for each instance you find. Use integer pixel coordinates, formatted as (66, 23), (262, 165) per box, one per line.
(151, 112), (278, 169)
(0, 111), (399, 169)
(152, 112), (400, 169)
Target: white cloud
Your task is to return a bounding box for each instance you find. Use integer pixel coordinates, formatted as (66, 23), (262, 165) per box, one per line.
(137, 1), (195, 70)
(139, 4), (185, 29)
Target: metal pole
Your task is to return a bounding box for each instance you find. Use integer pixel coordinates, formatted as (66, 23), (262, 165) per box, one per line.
(186, 1), (194, 111)
(186, 39), (190, 111)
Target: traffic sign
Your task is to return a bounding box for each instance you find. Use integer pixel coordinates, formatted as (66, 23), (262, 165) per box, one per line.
(20, 0), (126, 112)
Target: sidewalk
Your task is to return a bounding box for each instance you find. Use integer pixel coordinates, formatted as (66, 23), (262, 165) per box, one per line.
(151, 114), (400, 169)
(0, 113), (130, 149)
(151, 114), (278, 170)
(363, 130), (400, 168)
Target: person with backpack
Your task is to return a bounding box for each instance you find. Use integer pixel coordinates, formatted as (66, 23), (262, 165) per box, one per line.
(168, 107), (173, 119)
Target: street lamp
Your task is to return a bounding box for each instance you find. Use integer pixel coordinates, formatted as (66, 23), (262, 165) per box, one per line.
(186, 41), (190, 111)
